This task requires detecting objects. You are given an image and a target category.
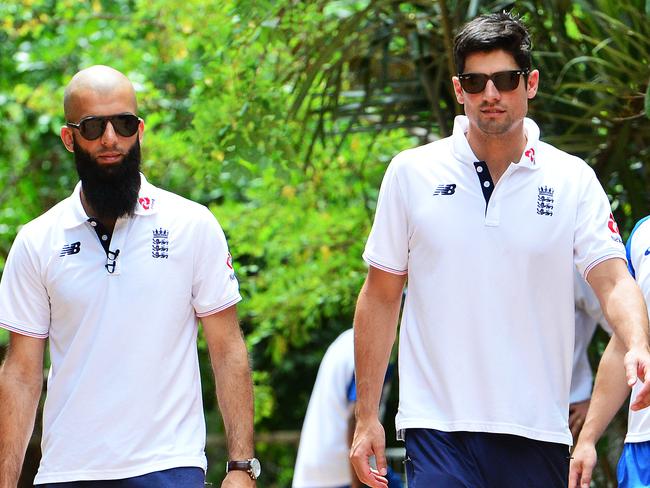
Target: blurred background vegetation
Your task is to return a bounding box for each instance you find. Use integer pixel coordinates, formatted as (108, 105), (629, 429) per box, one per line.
(0, 0), (649, 486)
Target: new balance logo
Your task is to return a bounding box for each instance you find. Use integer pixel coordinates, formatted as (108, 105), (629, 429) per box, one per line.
(60, 242), (81, 257)
(433, 184), (456, 196)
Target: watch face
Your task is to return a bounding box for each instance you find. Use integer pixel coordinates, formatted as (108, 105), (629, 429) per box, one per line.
(250, 458), (261, 478)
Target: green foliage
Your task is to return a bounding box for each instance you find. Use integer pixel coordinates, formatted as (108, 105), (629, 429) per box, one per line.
(2, 1), (650, 485)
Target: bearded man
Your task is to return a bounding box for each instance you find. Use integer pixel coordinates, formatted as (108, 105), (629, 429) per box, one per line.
(0, 65), (259, 488)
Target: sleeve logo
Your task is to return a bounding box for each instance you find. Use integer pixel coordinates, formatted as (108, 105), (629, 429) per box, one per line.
(608, 213), (621, 235)
(226, 252), (236, 280)
(608, 213), (623, 243)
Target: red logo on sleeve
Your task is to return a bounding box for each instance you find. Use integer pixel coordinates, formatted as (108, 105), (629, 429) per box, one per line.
(226, 253), (233, 269)
(608, 213), (621, 236)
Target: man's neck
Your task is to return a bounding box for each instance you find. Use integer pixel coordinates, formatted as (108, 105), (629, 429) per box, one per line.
(79, 190), (117, 232)
(466, 127), (528, 184)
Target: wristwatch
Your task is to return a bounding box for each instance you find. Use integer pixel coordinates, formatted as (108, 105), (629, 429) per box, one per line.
(225, 458), (261, 480)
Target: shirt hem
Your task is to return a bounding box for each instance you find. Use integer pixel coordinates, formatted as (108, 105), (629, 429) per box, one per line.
(583, 253), (627, 279)
(0, 320), (48, 338)
(195, 295), (242, 317)
(624, 432), (650, 444)
(395, 419), (572, 445)
(34, 456), (207, 484)
(363, 255), (408, 275)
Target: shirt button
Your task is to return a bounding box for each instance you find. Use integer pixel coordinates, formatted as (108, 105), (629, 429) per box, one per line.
(101, 235), (108, 241)
(483, 181), (491, 188)
(476, 166), (483, 173)
(90, 221), (97, 227)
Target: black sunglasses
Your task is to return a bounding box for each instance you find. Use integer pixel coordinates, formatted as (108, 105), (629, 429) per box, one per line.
(457, 70), (529, 94)
(66, 113), (141, 140)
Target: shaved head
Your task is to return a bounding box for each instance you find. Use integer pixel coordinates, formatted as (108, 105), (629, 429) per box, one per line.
(64, 65), (137, 122)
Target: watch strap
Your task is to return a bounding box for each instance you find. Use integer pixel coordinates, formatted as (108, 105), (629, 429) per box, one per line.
(226, 460), (256, 479)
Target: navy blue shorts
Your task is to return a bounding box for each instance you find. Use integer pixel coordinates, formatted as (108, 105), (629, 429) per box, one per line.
(404, 429), (569, 488)
(34, 466), (205, 488)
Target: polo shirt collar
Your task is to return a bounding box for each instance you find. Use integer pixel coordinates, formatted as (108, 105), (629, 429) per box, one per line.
(450, 115), (541, 170)
(61, 173), (159, 229)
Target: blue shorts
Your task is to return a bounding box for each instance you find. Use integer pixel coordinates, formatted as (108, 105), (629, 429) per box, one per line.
(34, 466), (205, 487)
(618, 441), (650, 487)
(404, 428), (569, 488)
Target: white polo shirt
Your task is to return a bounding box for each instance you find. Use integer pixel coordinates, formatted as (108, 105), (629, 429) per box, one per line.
(292, 328), (355, 487)
(0, 175), (241, 483)
(625, 216), (650, 443)
(364, 115), (625, 445)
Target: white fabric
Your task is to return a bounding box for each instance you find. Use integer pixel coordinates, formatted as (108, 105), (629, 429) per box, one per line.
(364, 116), (626, 446)
(0, 175), (241, 483)
(625, 217), (650, 443)
(293, 329), (355, 488)
(571, 269), (610, 404)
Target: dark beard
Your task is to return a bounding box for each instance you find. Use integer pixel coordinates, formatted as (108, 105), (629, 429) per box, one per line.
(73, 138), (142, 220)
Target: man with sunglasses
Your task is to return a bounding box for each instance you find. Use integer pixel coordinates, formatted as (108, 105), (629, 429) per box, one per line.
(0, 65), (258, 487)
(350, 12), (650, 488)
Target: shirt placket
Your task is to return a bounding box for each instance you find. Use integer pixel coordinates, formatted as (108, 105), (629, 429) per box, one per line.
(473, 161), (517, 227)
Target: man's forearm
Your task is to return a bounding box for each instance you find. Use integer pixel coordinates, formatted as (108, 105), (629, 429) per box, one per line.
(0, 362), (42, 486)
(353, 276), (402, 421)
(577, 334), (630, 446)
(588, 261), (649, 350)
(213, 335), (255, 459)
(202, 307), (255, 462)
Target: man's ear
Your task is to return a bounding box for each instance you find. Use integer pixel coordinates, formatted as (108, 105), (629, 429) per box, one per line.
(60, 126), (75, 153)
(137, 118), (145, 143)
(452, 76), (465, 105)
(527, 69), (539, 100)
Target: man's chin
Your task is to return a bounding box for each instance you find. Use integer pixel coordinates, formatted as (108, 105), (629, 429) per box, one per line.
(97, 159), (125, 168)
(99, 163), (125, 177)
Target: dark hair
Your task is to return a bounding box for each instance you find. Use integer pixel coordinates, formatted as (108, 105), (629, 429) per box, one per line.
(453, 12), (532, 74)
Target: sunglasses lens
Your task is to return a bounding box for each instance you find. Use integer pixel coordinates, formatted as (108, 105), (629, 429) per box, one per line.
(79, 118), (106, 140)
(112, 114), (140, 137)
(493, 71), (521, 91)
(460, 74), (487, 94)
(459, 71), (525, 94)
(76, 115), (139, 140)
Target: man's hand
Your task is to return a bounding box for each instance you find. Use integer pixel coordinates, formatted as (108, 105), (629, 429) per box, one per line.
(350, 417), (389, 488)
(221, 470), (256, 487)
(624, 347), (650, 410)
(568, 440), (597, 488)
(569, 400), (590, 442)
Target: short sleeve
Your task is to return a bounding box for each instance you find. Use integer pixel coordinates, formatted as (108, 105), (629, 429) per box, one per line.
(0, 230), (50, 338)
(191, 208), (242, 317)
(573, 165), (626, 278)
(363, 159), (409, 274)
